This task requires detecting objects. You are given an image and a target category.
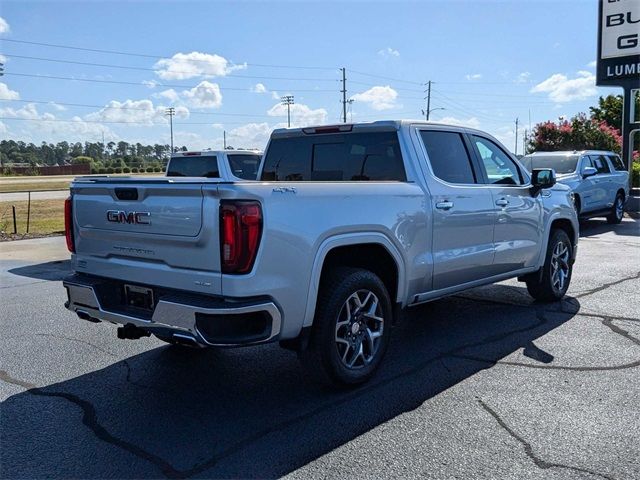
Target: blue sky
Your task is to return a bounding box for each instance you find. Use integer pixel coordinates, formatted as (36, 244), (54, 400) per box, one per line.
(0, 0), (619, 153)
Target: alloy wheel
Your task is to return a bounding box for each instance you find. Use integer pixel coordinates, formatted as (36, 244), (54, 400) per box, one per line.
(551, 241), (570, 293)
(334, 289), (384, 369)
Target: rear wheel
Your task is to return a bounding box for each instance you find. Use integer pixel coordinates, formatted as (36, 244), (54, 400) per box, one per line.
(606, 192), (624, 224)
(526, 229), (573, 302)
(299, 267), (392, 386)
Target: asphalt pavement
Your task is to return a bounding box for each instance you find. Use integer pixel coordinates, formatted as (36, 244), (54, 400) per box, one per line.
(0, 190), (69, 202)
(0, 217), (639, 479)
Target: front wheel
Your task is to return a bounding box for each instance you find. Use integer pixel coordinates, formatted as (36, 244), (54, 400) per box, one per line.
(526, 229), (573, 302)
(607, 192), (624, 224)
(299, 267), (392, 387)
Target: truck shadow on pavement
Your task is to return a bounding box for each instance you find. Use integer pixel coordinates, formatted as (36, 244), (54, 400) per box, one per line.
(7, 259), (71, 281)
(578, 215), (639, 239)
(1, 286), (580, 479)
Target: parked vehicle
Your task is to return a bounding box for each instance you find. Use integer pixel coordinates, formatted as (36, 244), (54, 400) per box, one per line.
(521, 151), (628, 224)
(167, 149), (262, 180)
(63, 121), (579, 386)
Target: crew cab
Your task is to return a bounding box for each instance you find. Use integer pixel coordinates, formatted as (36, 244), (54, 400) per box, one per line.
(521, 150), (629, 224)
(63, 121), (579, 386)
(167, 149), (262, 180)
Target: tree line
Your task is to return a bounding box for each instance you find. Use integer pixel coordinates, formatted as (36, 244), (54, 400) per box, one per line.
(0, 140), (189, 175)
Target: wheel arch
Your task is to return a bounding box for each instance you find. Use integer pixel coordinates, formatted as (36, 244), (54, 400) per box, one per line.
(302, 233), (406, 328)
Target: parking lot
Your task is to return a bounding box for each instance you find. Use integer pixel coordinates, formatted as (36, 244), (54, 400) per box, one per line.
(1, 216), (638, 479)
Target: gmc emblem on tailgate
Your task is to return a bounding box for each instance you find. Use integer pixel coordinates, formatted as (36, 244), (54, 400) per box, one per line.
(106, 210), (151, 225)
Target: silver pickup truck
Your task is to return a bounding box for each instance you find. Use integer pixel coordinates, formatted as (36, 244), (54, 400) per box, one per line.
(63, 120), (579, 386)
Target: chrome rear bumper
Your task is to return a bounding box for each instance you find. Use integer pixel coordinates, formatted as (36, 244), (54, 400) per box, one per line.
(63, 275), (281, 347)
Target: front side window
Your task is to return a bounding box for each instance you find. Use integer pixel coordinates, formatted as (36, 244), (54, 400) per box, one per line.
(590, 155), (611, 174)
(472, 136), (522, 185)
(419, 130), (476, 184)
(261, 131), (406, 181)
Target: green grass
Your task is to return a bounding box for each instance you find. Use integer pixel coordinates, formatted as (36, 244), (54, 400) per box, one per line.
(0, 181), (71, 193)
(0, 198), (65, 239)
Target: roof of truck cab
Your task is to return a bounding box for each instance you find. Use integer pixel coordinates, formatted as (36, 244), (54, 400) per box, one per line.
(170, 149), (262, 158)
(270, 119), (491, 138)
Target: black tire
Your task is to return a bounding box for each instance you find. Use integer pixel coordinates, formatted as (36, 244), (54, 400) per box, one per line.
(526, 229), (573, 302)
(606, 192), (624, 224)
(573, 195), (581, 217)
(299, 267), (392, 387)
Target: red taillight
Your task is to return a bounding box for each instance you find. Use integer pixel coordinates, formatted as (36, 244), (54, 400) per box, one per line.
(220, 201), (262, 274)
(64, 196), (75, 253)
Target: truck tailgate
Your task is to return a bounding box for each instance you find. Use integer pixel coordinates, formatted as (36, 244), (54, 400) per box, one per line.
(70, 178), (223, 295)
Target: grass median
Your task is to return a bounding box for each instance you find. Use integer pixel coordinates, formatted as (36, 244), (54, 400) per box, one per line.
(0, 198), (65, 240)
(0, 181), (71, 193)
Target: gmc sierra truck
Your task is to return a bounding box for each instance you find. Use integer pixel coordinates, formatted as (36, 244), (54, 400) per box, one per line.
(63, 120), (579, 386)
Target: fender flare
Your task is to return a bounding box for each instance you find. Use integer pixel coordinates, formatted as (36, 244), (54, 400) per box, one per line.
(302, 232), (406, 327)
(536, 211), (579, 267)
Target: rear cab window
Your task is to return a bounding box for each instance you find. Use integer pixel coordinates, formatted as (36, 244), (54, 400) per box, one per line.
(261, 131), (406, 181)
(167, 155), (219, 178)
(227, 154), (261, 180)
(418, 130), (477, 184)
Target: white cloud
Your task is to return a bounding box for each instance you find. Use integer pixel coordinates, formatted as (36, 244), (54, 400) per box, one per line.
(227, 122), (273, 148)
(587, 60), (597, 68)
(0, 82), (19, 100)
(0, 17), (9, 35)
(515, 72), (531, 83)
(85, 99), (189, 125)
(351, 85), (399, 111)
(157, 88), (180, 103)
(251, 83), (267, 94)
(48, 102), (67, 111)
(530, 70), (596, 102)
(465, 73), (483, 81)
(267, 102), (328, 126)
(142, 79), (159, 89)
(378, 47), (400, 58)
(0, 121), (7, 134)
(181, 81), (222, 108)
(0, 103), (54, 120)
(154, 51), (246, 80)
(437, 116), (481, 129)
(0, 54), (6, 64)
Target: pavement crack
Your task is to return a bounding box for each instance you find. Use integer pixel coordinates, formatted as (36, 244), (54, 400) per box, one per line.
(573, 271), (640, 299)
(477, 398), (615, 480)
(0, 369), (182, 479)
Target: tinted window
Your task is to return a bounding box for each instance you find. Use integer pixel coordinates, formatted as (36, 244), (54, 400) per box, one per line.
(608, 155), (625, 171)
(590, 155), (610, 174)
(419, 131), (476, 184)
(227, 154), (261, 180)
(166, 155), (219, 178)
(521, 154), (579, 174)
(472, 136), (522, 185)
(261, 131), (405, 181)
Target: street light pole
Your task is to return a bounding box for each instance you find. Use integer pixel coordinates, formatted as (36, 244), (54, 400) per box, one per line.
(281, 95), (294, 128)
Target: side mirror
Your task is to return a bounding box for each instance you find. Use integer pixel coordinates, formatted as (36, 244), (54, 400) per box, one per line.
(531, 168), (556, 195)
(582, 166), (597, 178)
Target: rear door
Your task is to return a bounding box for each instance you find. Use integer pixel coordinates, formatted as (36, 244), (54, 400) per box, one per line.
(588, 155), (613, 209)
(469, 134), (542, 274)
(415, 127), (496, 290)
(71, 178), (223, 295)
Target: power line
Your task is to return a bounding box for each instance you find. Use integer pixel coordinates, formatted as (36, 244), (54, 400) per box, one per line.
(2, 72), (338, 93)
(0, 38), (336, 70)
(0, 53), (338, 82)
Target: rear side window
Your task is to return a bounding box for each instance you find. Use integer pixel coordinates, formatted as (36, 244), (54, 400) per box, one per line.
(167, 155), (219, 178)
(589, 155), (610, 174)
(608, 155), (625, 171)
(227, 154), (261, 180)
(419, 130), (476, 184)
(261, 131), (406, 181)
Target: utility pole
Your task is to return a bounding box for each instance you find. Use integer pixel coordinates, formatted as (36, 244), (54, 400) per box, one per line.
(165, 107), (175, 152)
(424, 80), (432, 120)
(223, 130), (227, 149)
(281, 95), (294, 128)
(341, 67), (347, 123)
(346, 99), (354, 122)
(514, 117), (519, 155)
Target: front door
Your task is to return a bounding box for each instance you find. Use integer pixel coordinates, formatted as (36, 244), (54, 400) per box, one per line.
(469, 134), (542, 274)
(416, 128), (496, 291)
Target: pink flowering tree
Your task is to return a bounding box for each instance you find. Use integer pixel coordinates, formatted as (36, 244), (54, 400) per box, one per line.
(528, 114), (621, 154)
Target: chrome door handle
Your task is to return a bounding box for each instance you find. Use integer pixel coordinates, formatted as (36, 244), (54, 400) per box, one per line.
(495, 198), (509, 207)
(435, 201), (454, 210)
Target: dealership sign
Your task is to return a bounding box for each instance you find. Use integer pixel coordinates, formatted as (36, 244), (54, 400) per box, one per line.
(597, 0), (640, 86)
